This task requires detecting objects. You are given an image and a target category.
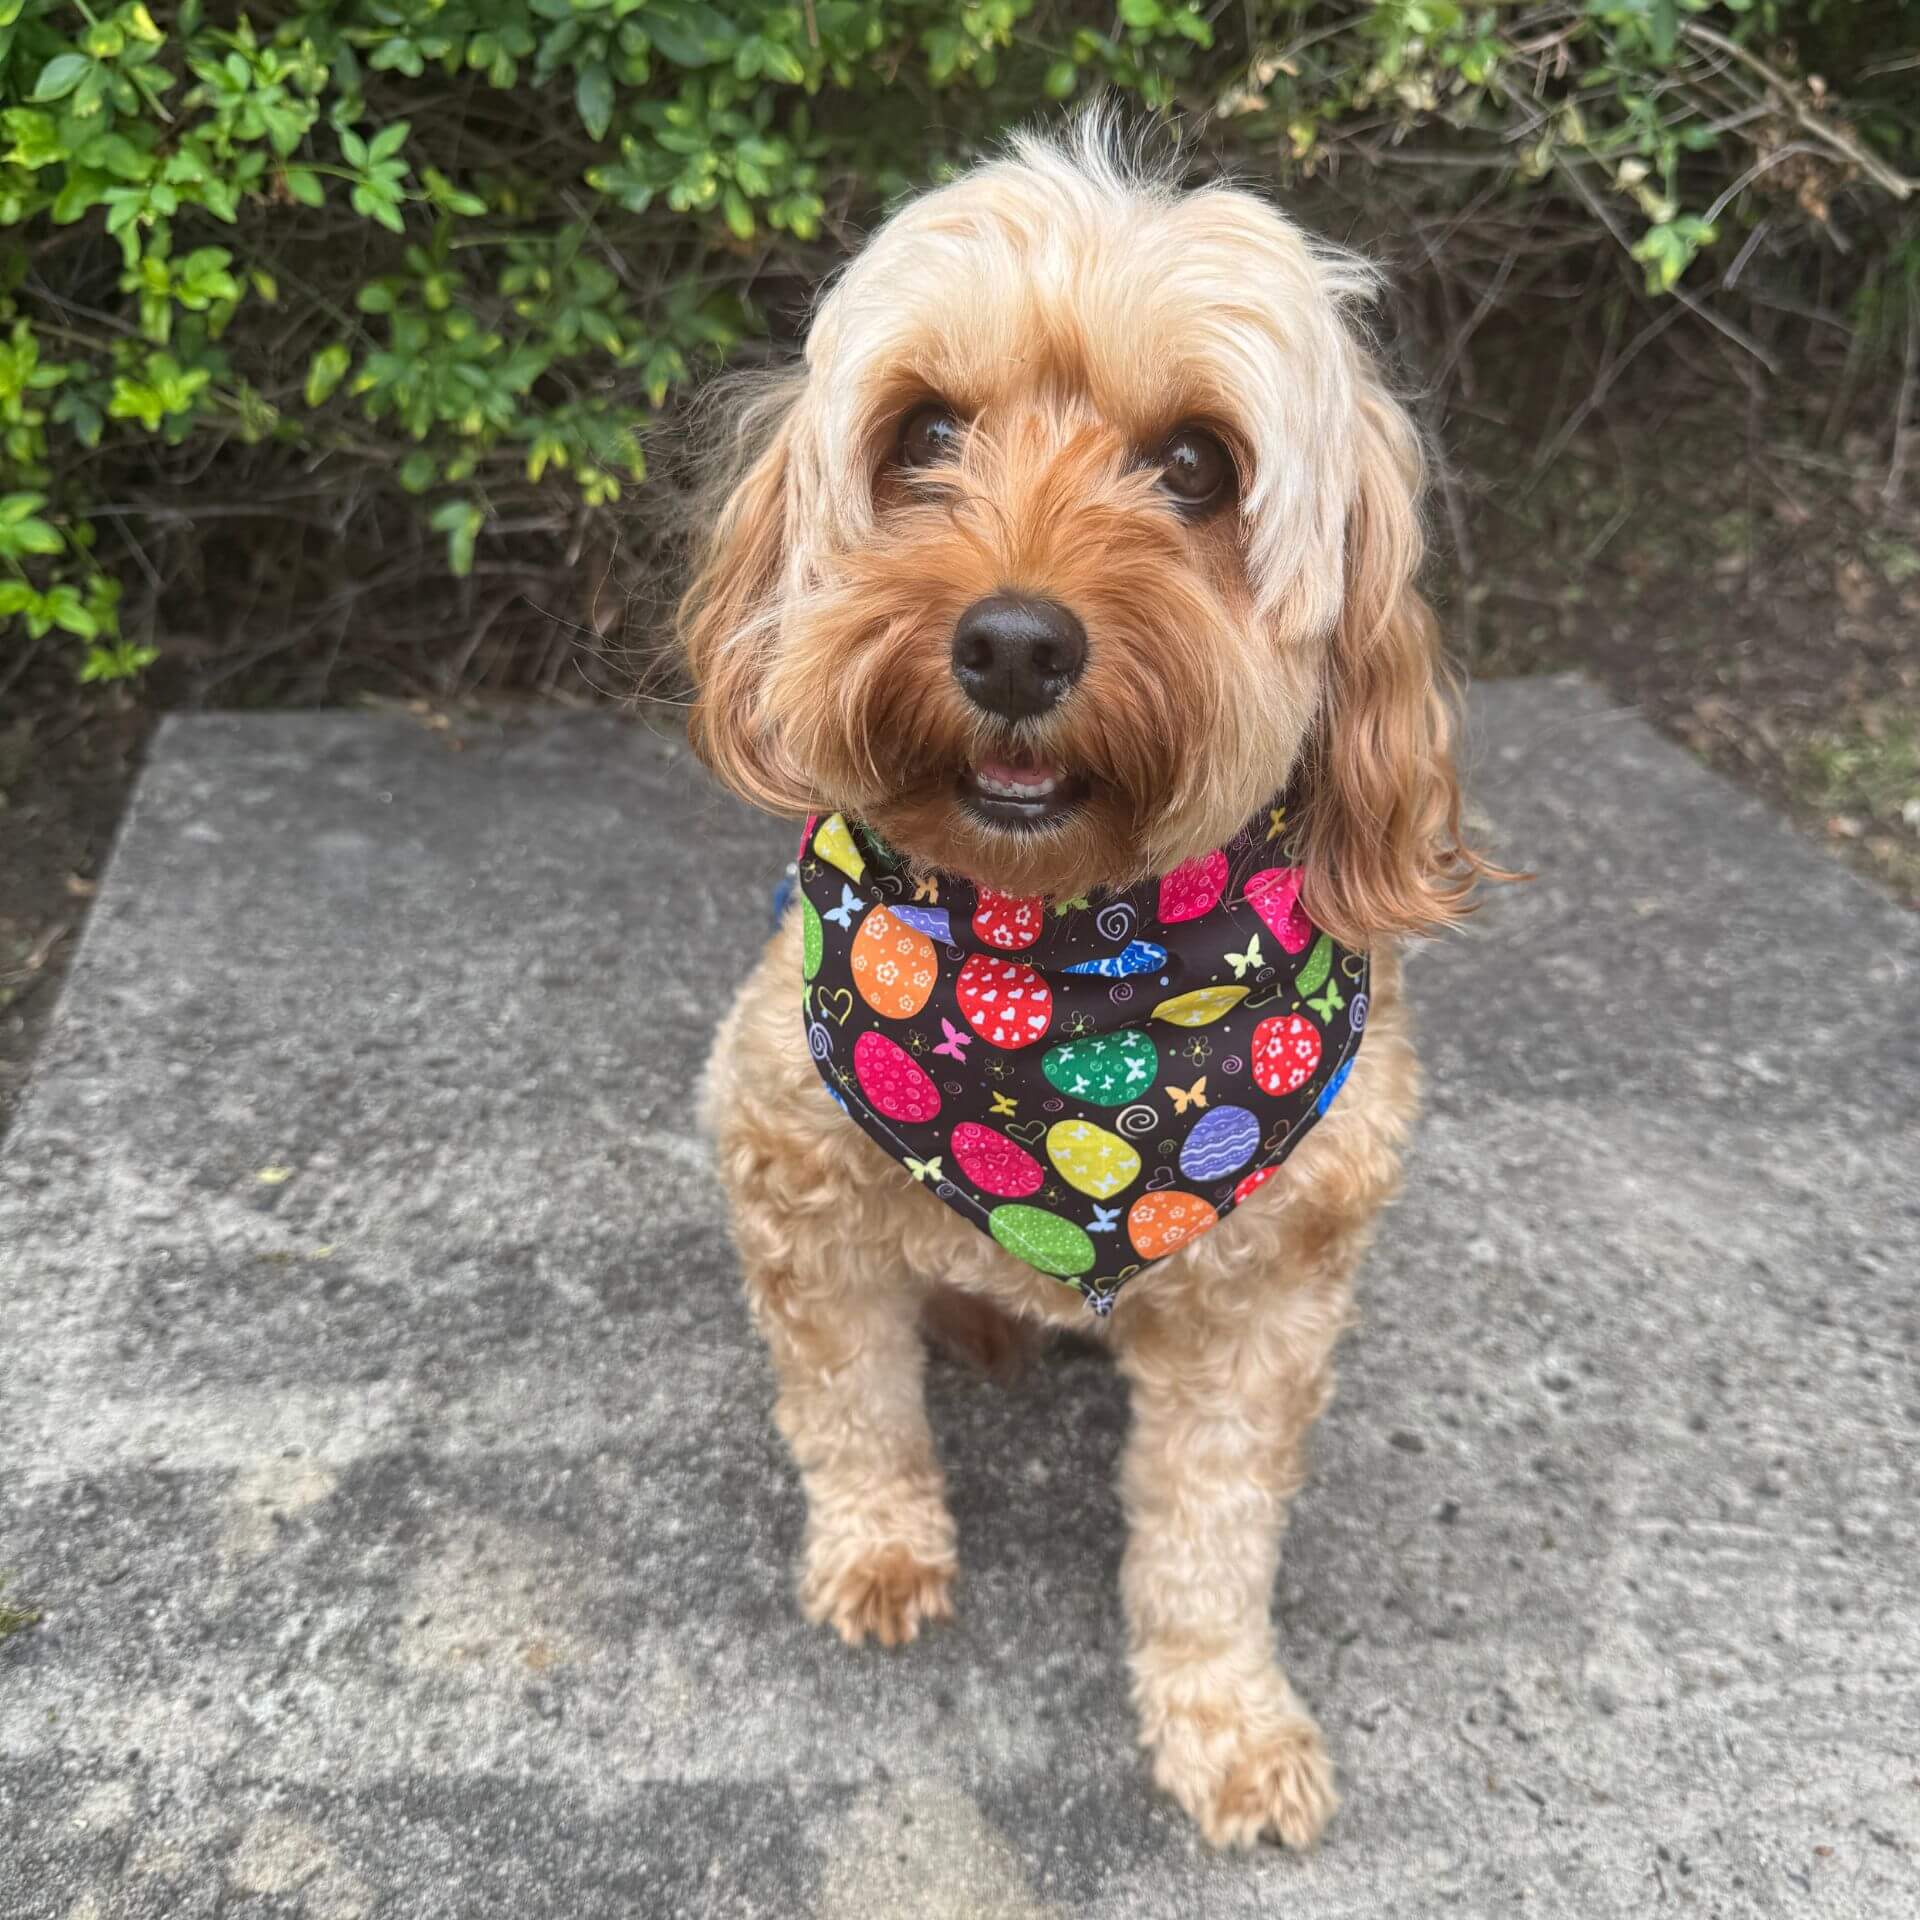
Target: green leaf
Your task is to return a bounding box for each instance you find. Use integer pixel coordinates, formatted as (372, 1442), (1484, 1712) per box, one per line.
(78, 640), (157, 683)
(429, 498), (484, 576)
(1, 515), (65, 555)
(368, 120), (410, 164)
(304, 342), (350, 406)
(283, 168), (324, 207)
(575, 62), (613, 141)
(31, 54), (91, 102)
(42, 584), (96, 638)
(722, 183), (753, 240)
(3, 108), (65, 169)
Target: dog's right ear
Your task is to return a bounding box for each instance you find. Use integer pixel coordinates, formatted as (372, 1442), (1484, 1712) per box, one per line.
(679, 390), (814, 814)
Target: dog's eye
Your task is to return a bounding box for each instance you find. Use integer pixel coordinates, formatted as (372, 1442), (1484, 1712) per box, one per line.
(1156, 427), (1233, 513)
(897, 403), (964, 470)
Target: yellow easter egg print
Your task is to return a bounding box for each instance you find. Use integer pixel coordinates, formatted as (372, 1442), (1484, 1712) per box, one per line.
(813, 812), (865, 883)
(850, 905), (938, 1020)
(1046, 1119), (1142, 1202)
(1150, 984), (1249, 1028)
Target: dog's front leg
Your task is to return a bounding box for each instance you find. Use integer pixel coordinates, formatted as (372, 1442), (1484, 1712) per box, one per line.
(1112, 1272), (1347, 1850)
(746, 1253), (957, 1648)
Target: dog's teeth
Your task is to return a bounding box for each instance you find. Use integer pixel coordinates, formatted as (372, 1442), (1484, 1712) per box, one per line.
(975, 771), (1060, 799)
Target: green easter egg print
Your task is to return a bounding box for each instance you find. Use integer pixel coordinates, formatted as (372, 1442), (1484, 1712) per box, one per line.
(1295, 932), (1332, 996)
(989, 1204), (1096, 1279)
(1041, 1030), (1158, 1107)
(801, 897), (824, 981)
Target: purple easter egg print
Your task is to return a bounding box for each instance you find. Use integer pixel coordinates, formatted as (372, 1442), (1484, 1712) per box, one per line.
(891, 904), (953, 942)
(1178, 1104), (1262, 1183)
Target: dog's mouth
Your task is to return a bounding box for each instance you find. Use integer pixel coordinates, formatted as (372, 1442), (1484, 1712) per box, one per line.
(958, 757), (1089, 831)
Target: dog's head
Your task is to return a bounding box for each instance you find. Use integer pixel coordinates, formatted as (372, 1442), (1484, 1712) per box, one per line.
(681, 123), (1493, 943)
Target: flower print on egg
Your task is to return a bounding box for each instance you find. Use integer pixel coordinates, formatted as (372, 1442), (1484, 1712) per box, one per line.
(1251, 1013), (1322, 1097)
(849, 905), (938, 1020)
(972, 889), (1045, 952)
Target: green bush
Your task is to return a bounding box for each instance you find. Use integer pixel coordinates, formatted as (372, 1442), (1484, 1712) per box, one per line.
(0, 1), (1913, 691)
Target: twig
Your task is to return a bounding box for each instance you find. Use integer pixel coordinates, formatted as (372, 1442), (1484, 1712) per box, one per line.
(1700, 145), (1823, 231)
(1679, 21), (1918, 202)
(1555, 157), (1779, 374)
(1532, 302), (1686, 473)
(0, 630), (50, 704)
(1885, 291), (1918, 513)
(1720, 218), (1770, 292)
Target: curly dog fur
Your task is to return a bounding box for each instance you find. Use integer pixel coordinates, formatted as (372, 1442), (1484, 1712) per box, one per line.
(682, 120), (1500, 1849)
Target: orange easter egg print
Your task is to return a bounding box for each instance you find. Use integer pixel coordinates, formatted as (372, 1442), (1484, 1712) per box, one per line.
(1126, 1190), (1219, 1261)
(850, 905), (939, 1020)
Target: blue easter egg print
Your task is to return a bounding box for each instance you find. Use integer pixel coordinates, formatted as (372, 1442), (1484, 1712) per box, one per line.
(891, 904), (953, 943)
(1315, 1058), (1354, 1117)
(1064, 940), (1169, 979)
(1179, 1104), (1261, 1183)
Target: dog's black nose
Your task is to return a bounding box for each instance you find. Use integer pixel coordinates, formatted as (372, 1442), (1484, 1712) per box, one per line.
(950, 594), (1087, 721)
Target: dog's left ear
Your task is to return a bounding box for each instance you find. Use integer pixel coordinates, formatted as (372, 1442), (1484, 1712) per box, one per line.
(1295, 376), (1499, 947)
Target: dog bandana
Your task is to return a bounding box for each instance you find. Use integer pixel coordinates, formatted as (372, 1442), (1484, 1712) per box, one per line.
(796, 803), (1369, 1315)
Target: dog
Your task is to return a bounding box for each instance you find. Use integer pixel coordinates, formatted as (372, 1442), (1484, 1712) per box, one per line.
(680, 120), (1498, 1850)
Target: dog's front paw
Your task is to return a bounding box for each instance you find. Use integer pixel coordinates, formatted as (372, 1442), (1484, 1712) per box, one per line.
(1144, 1681), (1338, 1850)
(801, 1539), (956, 1649)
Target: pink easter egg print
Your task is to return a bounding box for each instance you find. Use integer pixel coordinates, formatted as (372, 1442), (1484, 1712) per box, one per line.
(1244, 866), (1314, 955)
(955, 955), (1053, 1051)
(1250, 1013), (1322, 1098)
(1234, 1163), (1281, 1205)
(1157, 849), (1228, 924)
(950, 1122), (1045, 1200)
(853, 1030), (941, 1124)
(972, 888), (1045, 952)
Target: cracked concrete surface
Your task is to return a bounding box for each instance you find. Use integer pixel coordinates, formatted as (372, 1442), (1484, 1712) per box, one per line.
(1, 679), (1915, 1916)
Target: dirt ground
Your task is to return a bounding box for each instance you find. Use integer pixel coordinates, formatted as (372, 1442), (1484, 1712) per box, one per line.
(1456, 387), (1920, 913)
(2, 372), (1915, 1144)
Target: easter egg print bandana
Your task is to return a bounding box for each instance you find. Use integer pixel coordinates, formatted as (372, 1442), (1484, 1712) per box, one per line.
(796, 802), (1369, 1316)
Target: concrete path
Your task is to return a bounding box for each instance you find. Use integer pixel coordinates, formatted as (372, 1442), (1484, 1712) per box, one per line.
(2, 679), (1915, 1918)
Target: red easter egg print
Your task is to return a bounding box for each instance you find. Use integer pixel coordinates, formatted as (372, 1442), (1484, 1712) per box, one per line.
(972, 888), (1044, 952)
(1244, 867), (1314, 955)
(1250, 1013), (1322, 1097)
(1234, 1163), (1281, 1205)
(1157, 849), (1228, 924)
(955, 955), (1053, 1051)
(950, 1122), (1045, 1200)
(853, 1030), (941, 1124)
